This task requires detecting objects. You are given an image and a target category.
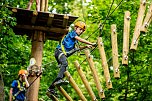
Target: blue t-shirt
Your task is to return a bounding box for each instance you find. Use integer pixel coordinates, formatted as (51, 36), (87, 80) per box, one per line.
(11, 80), (26, 101)
(57, 30), (78, 52)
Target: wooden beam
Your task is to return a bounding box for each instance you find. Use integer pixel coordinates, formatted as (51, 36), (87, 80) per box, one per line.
(74, 60), (97, 101)
(130, 0), (147, 50)
(97, 37), (113, 89)
(141, 2), (152, 32)
(47, 14), (54, 26)
(56, 86), (73, 101)
(63, 15), (69, 28)
(31, 11), (38, 24)
(122, 11), (131, 65)
(85, 50), (105, 99)
(111, 24), (120, 79)
(64, 71), (87, 101)
(15, 25), (68, 34)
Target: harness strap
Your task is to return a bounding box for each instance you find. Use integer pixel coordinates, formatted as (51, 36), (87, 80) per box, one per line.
(13, 80), (26, 99)
(60, 35), (80, 57)
(61, 35), (67, 55)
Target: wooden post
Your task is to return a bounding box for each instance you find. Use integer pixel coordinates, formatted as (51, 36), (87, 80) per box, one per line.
(74, 60), (97, 101)
(111, 24), (120, 78)
(40, 0), (45, 11)
(64, 71), (87, 101)
(122, 11), (131, 65)
(50, 95), (59, 101)
(26, 31), (44, 101)
(97, 37), (113, 89)
(44, 0), (48, 12)
(130, 0), (147, 50)
(85, 50), (105, 99)
(141, 2), (152, 32)
(57, 86), (73, 101)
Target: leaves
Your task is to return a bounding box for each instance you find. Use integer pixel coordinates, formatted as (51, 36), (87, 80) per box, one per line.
(1, 0), (152, 100)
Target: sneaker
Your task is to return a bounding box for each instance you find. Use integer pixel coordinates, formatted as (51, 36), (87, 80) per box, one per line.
(46, 89), (58, 98)
(54, 79), (69, 86)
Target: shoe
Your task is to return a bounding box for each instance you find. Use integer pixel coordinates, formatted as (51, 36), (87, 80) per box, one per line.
(46, 89), (58, 98)
(54, 79), (69, 86)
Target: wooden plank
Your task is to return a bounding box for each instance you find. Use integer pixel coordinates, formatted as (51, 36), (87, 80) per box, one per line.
(85, 50), (105, 99)
(15, 25), (68, 34)
(97, 37), (113, 89)
(111, 24), (120, 79)
(57, 86), (73, 101)
(64, 71), (87, 101)
(122, 11), (131, 65)
(74, 60), (97, 101)
(141, 2), (152, 32)
(130, 0), (147, 50)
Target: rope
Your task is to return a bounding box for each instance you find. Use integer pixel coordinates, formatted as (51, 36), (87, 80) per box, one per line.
(85, 0), (115, 40)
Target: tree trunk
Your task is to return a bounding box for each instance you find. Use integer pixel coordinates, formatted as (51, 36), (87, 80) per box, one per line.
(0, 72), (5, 101)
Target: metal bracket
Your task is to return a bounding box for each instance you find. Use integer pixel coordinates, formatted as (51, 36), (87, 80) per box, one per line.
(126, 16), (131, 20)
(115, 68), (119, 73)
(124, 55), (128, 60)
(27, 65), (41, 77)
(100, 42), (103, 46)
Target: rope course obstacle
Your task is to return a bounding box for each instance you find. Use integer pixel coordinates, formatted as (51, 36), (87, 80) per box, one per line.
(7, 0), (152, 100)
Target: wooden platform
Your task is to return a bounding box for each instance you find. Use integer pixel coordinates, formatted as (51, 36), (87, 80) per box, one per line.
(8, 7), (78, 41)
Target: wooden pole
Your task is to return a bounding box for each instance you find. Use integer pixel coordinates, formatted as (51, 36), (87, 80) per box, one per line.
(74, 60), (97, 101)
(97, 37), (113, 89)
(111, 24), (120, 79)
(141, 2), (152, 32)
(84, 50), (105, 99)
(64, 71), (87, 101)
(122, 11), (131, 65)
(57, 86), (73, 101)
(40, 0), (45, 11)
(26, 31), (44, 101)
(50, 95), (59, 101)
(130, 0), (147, 50)
(44, 0), (48, 12)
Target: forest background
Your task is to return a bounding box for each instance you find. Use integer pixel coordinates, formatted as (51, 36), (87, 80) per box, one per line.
(0, 0), (152, 100)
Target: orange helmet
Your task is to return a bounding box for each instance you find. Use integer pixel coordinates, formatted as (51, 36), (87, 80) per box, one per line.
(74, 21), (86, 31)
(18, 70), (28, 75)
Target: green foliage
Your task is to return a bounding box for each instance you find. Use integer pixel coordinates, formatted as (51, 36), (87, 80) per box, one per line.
(1, 0), (152, 100)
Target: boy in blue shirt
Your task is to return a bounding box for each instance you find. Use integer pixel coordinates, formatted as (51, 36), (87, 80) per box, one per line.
(47, 21), (95, 97)
(9, 70), (29, 101)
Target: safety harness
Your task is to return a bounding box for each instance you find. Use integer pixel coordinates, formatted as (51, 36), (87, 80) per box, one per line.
(13, 80), (26, 100)
(60, 35), (80, 58)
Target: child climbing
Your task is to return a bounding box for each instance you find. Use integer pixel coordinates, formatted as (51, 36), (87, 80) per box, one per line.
(9, 70), (29, 101)
(46, 21), (96, 97)
(27, 0), (40, 11)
